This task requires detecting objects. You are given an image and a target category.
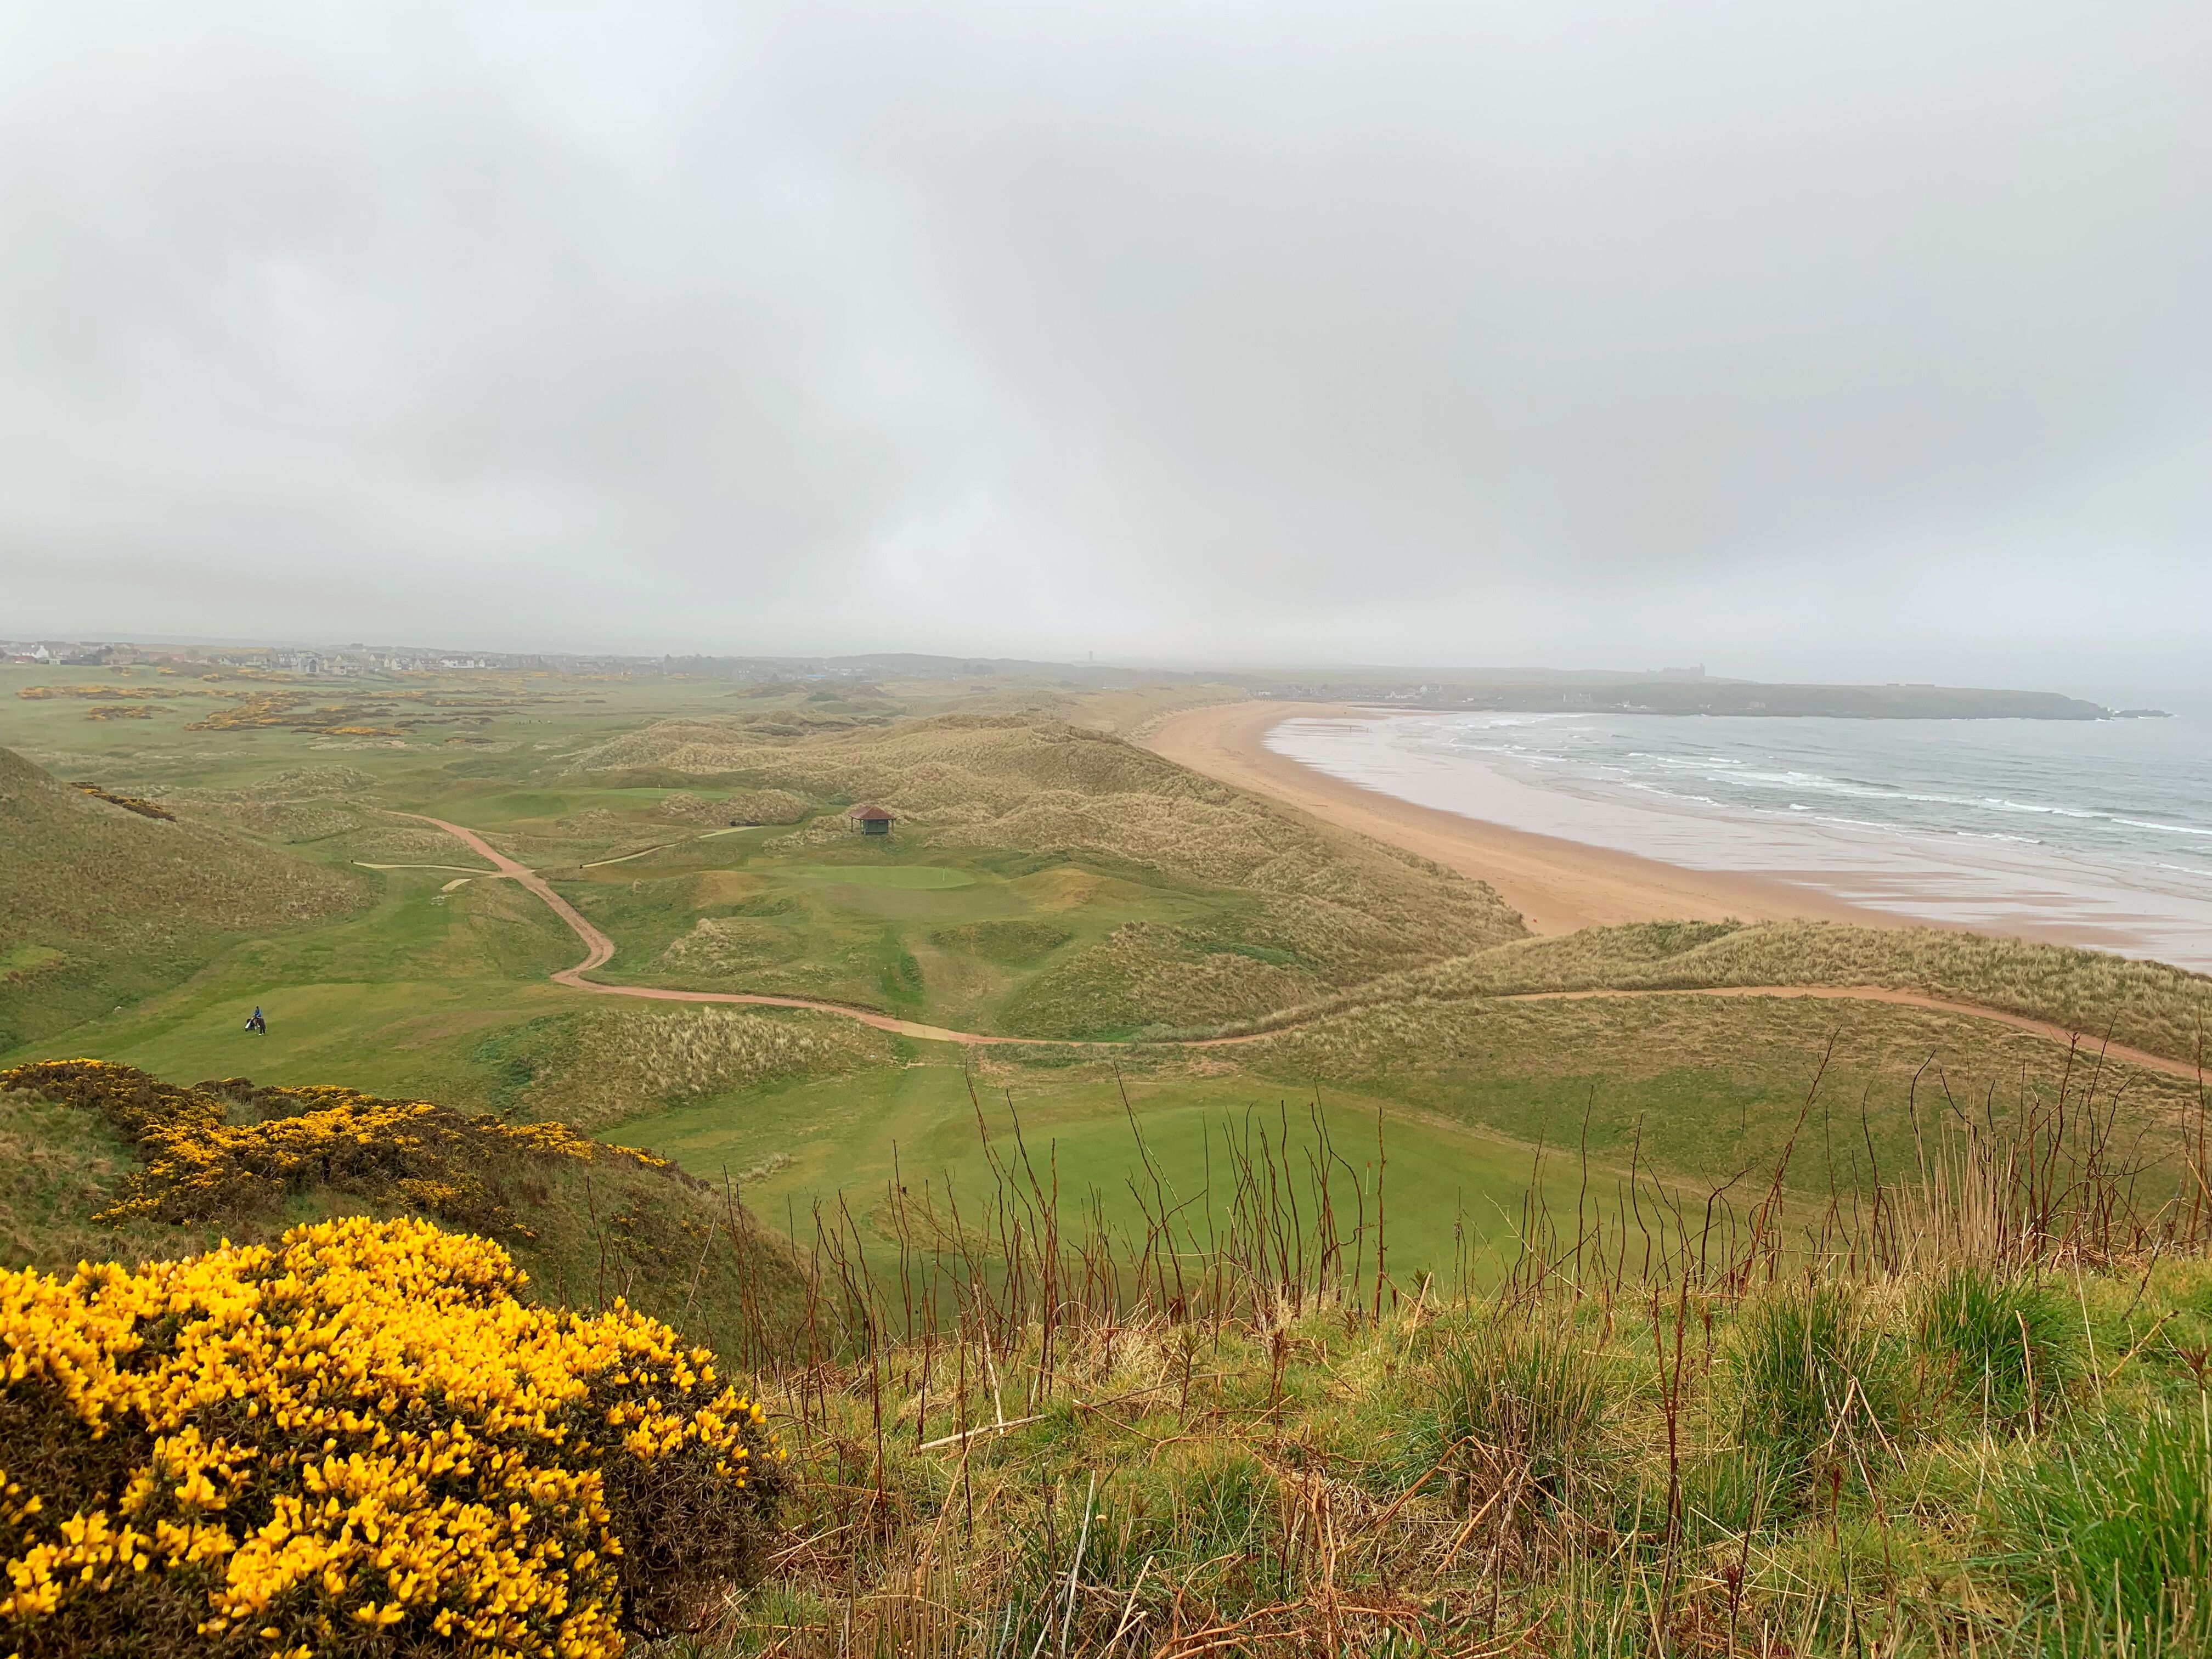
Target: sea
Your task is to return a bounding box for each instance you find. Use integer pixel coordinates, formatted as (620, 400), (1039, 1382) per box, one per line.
(1266, 707), (2212, 970)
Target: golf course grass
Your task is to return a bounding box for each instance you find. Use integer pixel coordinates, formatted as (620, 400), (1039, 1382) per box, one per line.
(4, 658), (2201, 1295)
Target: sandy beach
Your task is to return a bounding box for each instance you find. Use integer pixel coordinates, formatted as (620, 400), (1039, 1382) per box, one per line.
(1142, 701), (1908, 936)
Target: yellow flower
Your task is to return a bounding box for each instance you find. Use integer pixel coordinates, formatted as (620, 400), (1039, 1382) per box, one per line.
(0, 1212), (778, 1657)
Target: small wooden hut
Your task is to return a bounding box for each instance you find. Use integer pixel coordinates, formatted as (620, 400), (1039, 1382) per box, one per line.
(849, 805), (894, 836)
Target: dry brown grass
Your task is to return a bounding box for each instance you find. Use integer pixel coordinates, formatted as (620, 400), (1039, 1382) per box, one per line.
(656, 788), (809, 826)
(1244, 979), (2202, 1104)
(509, 1005), (895, 1130)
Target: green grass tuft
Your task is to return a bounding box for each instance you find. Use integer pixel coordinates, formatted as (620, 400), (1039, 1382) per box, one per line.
(1918, 1265), (2085, 1432)
(1995, 1401), (2212, 1656)
(1423, 1314), (1618, 1520)
(1731, 1283), (1910, 1498)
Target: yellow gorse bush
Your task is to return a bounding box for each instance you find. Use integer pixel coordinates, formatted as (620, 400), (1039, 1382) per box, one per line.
(0, 1061), (672, 1237)
(0, 1215), (784, 1658)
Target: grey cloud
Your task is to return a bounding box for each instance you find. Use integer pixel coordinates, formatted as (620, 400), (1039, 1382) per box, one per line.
(2, 1), (2207, 690)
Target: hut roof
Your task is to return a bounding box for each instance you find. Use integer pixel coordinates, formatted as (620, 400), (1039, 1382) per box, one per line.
(849, 804), (894, 822)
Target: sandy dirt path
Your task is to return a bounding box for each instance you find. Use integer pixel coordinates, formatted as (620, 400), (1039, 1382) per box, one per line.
(400, 815), (1035, 1044)
(1139, 701), (1905, 936)
(394, 814), (2202, 1082)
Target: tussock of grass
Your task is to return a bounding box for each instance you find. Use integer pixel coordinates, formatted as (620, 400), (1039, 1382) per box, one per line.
(1423, 1312), (1620, 1522)
(1995, 1401), (2212, 1655)
(1730, 1283), (1911, 1499)
(1916, 1265), (2085, 1432)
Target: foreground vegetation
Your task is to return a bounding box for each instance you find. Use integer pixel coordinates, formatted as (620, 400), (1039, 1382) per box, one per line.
(0, 1214), (783, 1656)
(687, 1048), (2212, 1658)
(2, 1051), (2208, 1655)
(0, 1060), (810, 1375)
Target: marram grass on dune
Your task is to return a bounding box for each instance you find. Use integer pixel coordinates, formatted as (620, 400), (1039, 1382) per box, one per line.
(0, 1214), (784, 1658)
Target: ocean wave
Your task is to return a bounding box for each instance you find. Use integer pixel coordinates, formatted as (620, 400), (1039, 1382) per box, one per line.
(2115, 817), (2212, 838)
(1800, 812), (1913, 833)
(1978, 797), (2105, 820)
(1409, 710), (2210, 859)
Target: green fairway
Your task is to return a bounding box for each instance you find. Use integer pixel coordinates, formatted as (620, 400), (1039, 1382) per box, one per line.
(785, 864), (978, 889)
(603, 1054), (1627, 1286)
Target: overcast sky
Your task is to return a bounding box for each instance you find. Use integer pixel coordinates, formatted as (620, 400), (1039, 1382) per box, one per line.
(2, 2), (2207, 693)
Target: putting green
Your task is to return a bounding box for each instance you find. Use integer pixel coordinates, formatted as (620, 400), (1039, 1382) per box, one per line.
(784, 865), (979, 890)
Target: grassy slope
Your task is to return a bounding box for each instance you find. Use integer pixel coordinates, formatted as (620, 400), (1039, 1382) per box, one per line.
(1238, 988), (2205, 1201)
(604, 1050), (1613, 1288)
(733, 1251), (2212, 1657)
(1244, 919), (2212, 1066)
(0, 744), (369, 1049)
(557, 713), (1527, 1036)
(0, 1068), (808, 1370)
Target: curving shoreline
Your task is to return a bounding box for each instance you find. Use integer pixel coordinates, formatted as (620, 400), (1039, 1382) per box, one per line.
(1138, 701), (1904, 937)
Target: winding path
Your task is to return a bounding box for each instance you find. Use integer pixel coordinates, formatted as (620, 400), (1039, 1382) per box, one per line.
(402, 815), (1028, 1044)
(397, 814), (2204, 1081)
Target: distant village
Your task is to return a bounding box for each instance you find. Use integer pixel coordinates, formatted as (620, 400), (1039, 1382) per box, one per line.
(4, 640), (500, 673)
(0, 638), (912, 681)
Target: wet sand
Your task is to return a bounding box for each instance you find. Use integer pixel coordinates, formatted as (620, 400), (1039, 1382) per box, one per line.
(1139, 702), (1910, 936)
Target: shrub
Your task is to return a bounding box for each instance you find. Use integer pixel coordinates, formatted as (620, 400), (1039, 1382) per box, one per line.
(0, 1215), (784, 1657)
(1917, 1265), (2084, 1432)
(68, 783), (176, 820)
(1731, 1285), (1908, 1497)
(1994, 1402), (2212, 1655)
(0, 1060), (673, 1237)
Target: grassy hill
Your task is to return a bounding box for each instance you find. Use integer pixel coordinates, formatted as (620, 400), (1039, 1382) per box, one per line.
(0, 1058), (806, 1370)
(0, 746), (368, 1051)
(556, 714), (1527, 1036)
(1231, 919), (2212, 1067)
(624, 1031), (2212, 1659)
